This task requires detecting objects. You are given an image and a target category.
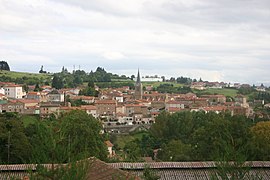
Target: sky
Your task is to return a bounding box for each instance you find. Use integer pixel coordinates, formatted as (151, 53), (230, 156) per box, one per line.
(0, 0), (270, 85)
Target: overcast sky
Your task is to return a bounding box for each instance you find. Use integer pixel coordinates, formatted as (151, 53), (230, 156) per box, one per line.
(0, 0), (269, 85)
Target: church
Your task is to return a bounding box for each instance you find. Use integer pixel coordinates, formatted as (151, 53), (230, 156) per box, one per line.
(134, 69), (143, 100)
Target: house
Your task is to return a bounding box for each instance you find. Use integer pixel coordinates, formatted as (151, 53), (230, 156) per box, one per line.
(39, 102), (61, 117)
(201, 95), (226, 104)
(256, 86), (266, 92)
(70, 95), (95, 104)
(18, 99), (39, 108)
(165, 100), (185, 111)
(59, 106), (81, 114)
(1, 83), (24, 99)
(26, 91), (47, 102)
(125, 104), (148, 117)
(235, 94), (248, 107)
(117, 114), (133, 125)
(202, 106), (227, 114)
(47, 89), (64, 103)
(95, 100), (117, 117)
(190, 82), (206, 90)
(105, 140), (114, 157)
(1, 100), (25, 113)
(81, 105), (98, 118)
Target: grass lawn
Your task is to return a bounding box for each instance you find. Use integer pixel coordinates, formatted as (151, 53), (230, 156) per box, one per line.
(0, 70), (52, 79)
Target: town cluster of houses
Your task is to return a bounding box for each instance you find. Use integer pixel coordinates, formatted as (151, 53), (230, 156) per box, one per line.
(190, 81), (267, 91)
(1, 75), (266, 126)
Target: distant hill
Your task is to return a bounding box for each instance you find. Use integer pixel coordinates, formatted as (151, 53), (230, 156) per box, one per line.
(0, 61), (10, 71)
(0, 70), (52, 85)
(0, 70), (51, 79)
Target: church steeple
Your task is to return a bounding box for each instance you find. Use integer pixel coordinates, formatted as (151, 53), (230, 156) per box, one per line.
(136, 69), (141, 84)
(134, 69), (143, 100)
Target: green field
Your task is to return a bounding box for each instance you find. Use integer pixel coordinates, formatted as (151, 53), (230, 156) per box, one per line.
(193, 88), (239, 97)
(111, 78), (133, 82)
(142, 81), (184, 88)
(0, 70), (52, 79)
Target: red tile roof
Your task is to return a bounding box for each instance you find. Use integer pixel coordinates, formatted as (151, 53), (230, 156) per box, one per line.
(105, 140), (114, 147)
(95, 100), (117, 104)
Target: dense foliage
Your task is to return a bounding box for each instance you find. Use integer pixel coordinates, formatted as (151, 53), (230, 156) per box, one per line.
(0, 111), (108, 164)
(120, 111), (270, 162)
(155, 84), (192, 94)
(51, 67), (131, 89)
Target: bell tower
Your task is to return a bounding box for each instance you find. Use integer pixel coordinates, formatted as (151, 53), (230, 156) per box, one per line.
(134, 69), (143, 100)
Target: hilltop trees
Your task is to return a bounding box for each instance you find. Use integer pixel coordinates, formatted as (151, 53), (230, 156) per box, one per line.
(0, 61), (10, 71)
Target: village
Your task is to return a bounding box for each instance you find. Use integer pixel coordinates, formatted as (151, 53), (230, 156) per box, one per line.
(0, 70), (269, 130)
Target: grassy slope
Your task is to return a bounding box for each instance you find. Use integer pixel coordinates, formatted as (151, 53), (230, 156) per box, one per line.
(142, 81), (184, 88)
(193, 88), (239, 97)
(0, 70), (52, 79)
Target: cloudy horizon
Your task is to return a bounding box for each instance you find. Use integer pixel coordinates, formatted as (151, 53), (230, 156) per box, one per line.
(0, 0), (269, 85)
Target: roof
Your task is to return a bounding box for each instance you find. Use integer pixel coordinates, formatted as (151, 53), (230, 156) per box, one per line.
(110, 161), (270, 180)
(81, 105), (97, 110)
(0, 158), (139, 180)
(17, 99), (39, 104)
(70, 96), (95, 100)
(105, 140), (114, 147)
(95, 100), (117, 104)
(27, 91), (40, 95)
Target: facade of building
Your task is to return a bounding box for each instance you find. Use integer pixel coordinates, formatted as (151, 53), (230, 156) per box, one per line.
(95, 100), (117, 117)
(3, 84), (23, 99)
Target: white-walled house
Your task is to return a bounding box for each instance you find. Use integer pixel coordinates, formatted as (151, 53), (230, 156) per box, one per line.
(3, 84), (23, 99)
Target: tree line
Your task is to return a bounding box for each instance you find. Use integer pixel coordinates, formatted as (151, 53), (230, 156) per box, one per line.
(119, 111), (270, 162)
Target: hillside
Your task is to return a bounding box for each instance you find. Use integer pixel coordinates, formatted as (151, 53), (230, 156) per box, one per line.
(0, 70), (52, 80)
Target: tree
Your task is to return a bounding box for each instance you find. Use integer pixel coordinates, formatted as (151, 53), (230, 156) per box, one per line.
(250, 121), (270, 160)
(39, 65), (46, 73)
(59, 110), (108, 161)
(52, 74), (64, 89)
(34, 83), (42, 92)
(0, 113), (31, 164)
(0, 61), (10, 71)
(88, 80), (95, 88)
(157, 140), (191, 161)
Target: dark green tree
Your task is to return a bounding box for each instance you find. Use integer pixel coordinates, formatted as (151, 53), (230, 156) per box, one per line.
(52, 74), (64, 89)
(0, 61), (10, 71)
(0, 113), (31, 164)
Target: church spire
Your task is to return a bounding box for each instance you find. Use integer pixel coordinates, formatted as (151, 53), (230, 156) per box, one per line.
(136, 69), (141, 84)
(134, 69), (143, 100)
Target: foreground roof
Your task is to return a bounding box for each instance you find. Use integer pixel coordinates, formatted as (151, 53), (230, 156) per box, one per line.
(109, 161), (270, 180)
(1, 161), (270, 180)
